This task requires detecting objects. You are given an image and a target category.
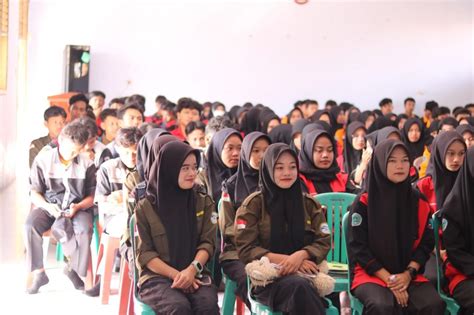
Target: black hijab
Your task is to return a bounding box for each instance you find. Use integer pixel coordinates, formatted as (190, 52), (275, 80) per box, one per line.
(268, 124), (292, 145)
(402, 117), (427, 161)
(233, 132), (271, 207)
(260, 143), (305, 255)
(366, 126), (401, 148)
(442, 146), (474, 275)
(136, 128), (170, 180)
(299, 129), (340, 193)
(309, 110), (331, 124)
(292, 119), (310, 138)
(367, 116), (396, 134)
(343, 122), (366, 174)
(426, 130), (466, 209)
(146, 141), (200, 271)
(206, 128), (242, 202)
(359, 110), (375, 126)
(260, 109), (280, 134)
(366, 139), (419, 274)
(456, 124), (474, 138)
(228, 105), (241, 125)
(302, 121), (333, 139)
(328, 106), (344, 130)
(144, 134), (178, 183)
(240, 107), (262, 135)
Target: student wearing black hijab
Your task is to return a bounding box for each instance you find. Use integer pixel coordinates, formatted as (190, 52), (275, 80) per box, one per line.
(268, 124), (292, 145)
(199, 128), (242, 204)
(359, 110), (376, 130)
(367, 116), (396, 134)
(136, 128), (170, 181)
(417, 131), (466, 212)
(299, 130), (348, 195)
(287, 107), (304, 125)
(234, 143), (331, 314)
(341, 121), (367, 175)
(396, 114), (409, 130)
(456, 124), (474, 148)
(348, 139), (445, 315)
(240, 107), (262, 135)
(416, 131), (466, 285)
(290, 119), (310, 154)
(135, 141), (219, 314)
(309, 110), (331, 125)
(220, 132), (271, 308)
(441, 147), (474, 314)
(259, 109), (281, 134)
(402, 117), (428, 162)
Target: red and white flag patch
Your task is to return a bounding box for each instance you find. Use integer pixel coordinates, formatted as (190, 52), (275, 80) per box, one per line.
(236, 219), (247, 230)
(221, 192), (231, 202)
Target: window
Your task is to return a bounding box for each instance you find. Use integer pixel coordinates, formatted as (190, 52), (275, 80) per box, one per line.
(0, 0), (8, 91)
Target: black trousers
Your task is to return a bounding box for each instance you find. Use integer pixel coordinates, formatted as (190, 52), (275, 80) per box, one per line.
(221, 259), (251, 309)
(423, 253), (440, 288)
(253, 274), (326, 315)
(453, 279), (474, 314)
(139, 276), (219, 315)
(24, 208), (93, 277)
(353, 282), (445, 315)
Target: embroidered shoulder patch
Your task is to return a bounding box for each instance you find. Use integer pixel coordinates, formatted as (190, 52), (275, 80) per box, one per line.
(320, 223), (330, 235)
(236, 219), (247, 230)
(211, 212), (218, 224)
(442, 218), (448, 231)
(352, 213), (363, 227)
(221, 192), (231, 202)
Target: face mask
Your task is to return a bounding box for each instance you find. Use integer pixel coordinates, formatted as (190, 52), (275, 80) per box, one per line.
(213, 110), (225, 117)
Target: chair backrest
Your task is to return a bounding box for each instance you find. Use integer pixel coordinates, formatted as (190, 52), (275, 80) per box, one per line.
(431, 211), (444, 293)
(129, 213), (140, 298)
(342, 212), (352, 282)
(315, 192), (356, 263)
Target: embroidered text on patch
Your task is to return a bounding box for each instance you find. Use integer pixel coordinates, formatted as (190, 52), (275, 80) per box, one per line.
(236, 219), (247, 230)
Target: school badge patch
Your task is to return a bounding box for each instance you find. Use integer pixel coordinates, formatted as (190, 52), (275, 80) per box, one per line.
(211, 212), (218, 225)
(352, 213), (363, 227)
(320, 223), (330, 235)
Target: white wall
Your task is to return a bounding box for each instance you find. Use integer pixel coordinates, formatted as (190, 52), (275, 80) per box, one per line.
(0, 0), (20, 261)
(26, 0), (473, 138)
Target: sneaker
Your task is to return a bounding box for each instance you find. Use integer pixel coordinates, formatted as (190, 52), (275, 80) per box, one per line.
(26, 271), (49, 294)
(84, 280), (100, 297)
(63, 266), (84, 290)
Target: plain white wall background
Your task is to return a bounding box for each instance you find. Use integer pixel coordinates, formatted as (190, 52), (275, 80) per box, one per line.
(25, 0), (473, 134)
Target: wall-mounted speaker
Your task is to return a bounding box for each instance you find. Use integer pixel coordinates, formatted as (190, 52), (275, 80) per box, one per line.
(64, 45), (90, 93)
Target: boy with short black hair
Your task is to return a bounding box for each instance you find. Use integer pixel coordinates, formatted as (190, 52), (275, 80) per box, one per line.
(69, 94), (89, 121)
(88, 90), (106, 118)
(423, 100), (439, 128)
(146, 95), (168, 125)
(99, 108), (119, 146)
(25, 121), (97, 294)
(379, 98), (393, 115)
(185, 121), (206, 149)
(404, 97), (416, 118)
(77, 116), (106, 166)
(117, 104), (144, 128)
(29, 106), (67, 167)
(170, 97), (203, 140)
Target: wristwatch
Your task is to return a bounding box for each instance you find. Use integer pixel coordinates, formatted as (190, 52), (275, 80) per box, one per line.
(406, 267), (417, 280)
(191, 260), (203, 277)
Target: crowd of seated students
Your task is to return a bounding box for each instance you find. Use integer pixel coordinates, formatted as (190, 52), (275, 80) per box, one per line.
(26, 93), (474, 314)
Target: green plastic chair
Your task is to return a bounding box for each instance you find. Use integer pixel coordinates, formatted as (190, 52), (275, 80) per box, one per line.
(129, 214), (156, 315)
(55, 215), (100, 262)
(218, 199), (246, 315)
(342, 212), (364, 315)
(247, 276), (339, 314)
(432, 212), (461, 315)
(315, 192), (356, 292)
